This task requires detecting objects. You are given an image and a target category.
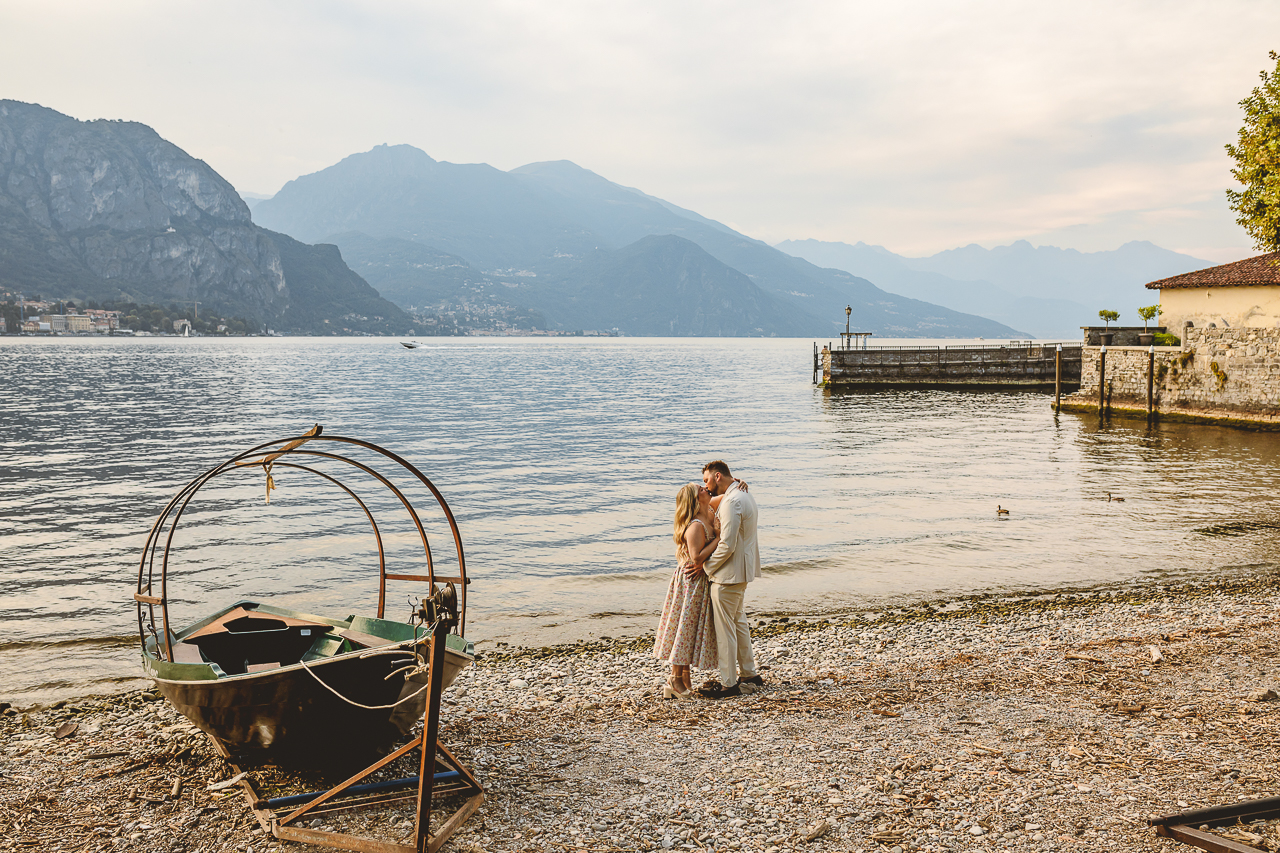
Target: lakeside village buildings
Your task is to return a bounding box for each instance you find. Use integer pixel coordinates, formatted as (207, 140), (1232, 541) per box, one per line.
(3, 300), (111, 334)
(1, 301), (225, 336)
(1061, 251), (1280, 426)
(1, 304), (126, 335)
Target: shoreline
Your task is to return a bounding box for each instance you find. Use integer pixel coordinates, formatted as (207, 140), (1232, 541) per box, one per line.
(3, 572), (1275, 713)
(478, 570), (1280, 664)
(8, 571), (1280, 851)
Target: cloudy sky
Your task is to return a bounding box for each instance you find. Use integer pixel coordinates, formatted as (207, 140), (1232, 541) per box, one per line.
(3, 0), (1277, 261)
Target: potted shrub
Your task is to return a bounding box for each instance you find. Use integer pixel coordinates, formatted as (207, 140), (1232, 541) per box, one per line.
(1137, 305), (1159, 346)
(1098, 310), (1119, 345)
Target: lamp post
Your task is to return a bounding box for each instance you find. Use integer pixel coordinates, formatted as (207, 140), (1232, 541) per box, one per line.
(844, 305), (851, 349)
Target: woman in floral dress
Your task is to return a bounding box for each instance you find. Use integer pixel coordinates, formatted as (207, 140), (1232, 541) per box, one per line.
(654, 482), (721, 698)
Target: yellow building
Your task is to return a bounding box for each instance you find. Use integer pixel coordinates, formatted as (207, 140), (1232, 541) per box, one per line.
(1147, 252), (1280, 333)
(65, 314), (91, 332)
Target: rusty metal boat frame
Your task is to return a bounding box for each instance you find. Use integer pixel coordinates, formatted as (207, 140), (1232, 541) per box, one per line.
(1151, 796), (1280, 853)
(132, 425), (483, 852)
(135, 424), (470, 658)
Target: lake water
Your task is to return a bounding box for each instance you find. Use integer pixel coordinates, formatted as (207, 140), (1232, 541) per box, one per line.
(4, 335), (1280, 706)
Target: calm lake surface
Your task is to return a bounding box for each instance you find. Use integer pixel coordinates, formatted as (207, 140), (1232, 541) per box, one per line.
(4, 336), (1280, 705)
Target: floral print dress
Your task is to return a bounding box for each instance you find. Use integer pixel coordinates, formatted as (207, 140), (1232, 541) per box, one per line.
(654, 519), (718, 670)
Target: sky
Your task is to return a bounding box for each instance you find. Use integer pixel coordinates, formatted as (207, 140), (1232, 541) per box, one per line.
(2, 0), (1277, 262)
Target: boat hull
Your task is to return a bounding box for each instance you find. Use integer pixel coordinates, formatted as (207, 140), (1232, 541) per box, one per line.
(143, 601), (472, 756)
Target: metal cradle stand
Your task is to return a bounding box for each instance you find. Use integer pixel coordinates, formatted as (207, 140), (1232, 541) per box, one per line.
(230, 619), (483, 853)
(1150, 796), (1280, 853)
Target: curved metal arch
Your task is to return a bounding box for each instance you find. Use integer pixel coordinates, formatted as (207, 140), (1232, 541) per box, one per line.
(159, 447), (443, 621)
(135, 429), (469, 662)
(249, 448), (440, 603)
(153, 447), (442, 620)
(260, 460), (388, 600)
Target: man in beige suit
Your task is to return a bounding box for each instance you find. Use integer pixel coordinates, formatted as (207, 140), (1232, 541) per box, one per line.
(698, 460), (763, 699)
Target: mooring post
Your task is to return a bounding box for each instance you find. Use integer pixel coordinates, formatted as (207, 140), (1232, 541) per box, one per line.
(1098, 345), (1107, 419)
(1054, 344), (1062, 412)
(1147, 344), (1155, 420)
(813, 342), (818, 384)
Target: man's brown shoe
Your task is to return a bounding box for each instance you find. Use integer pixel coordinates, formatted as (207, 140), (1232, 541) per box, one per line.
(697, 681), (742, 700)
(740, 674), (765, 687)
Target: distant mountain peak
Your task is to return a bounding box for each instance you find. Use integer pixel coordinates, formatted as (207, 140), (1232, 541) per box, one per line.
(512, 159), (597, 176)
(366, 143), (436, 163)
(279, 144), (440, 192)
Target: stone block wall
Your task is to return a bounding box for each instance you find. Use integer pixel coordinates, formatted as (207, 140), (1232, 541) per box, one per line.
(1080, 326), (1167, 346)
(823, 344), (1082, 387)
(1061, 326), (1280, 424)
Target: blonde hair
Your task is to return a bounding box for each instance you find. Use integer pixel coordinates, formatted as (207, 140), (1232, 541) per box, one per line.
(673, 483), (699, 547)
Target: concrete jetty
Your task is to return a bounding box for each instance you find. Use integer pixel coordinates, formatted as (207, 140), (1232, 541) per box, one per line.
(817, 341), (1083, 390)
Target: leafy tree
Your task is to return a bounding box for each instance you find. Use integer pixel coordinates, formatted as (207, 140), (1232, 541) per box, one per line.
(0, 301), (21, 334)
(1098, 310), (1119, 329)
(1226, 51), (1280, 253)
(1138, 305), (1160, 331)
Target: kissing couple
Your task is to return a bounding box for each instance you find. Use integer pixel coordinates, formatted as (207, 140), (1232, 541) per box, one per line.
(654, 460), (763, 700)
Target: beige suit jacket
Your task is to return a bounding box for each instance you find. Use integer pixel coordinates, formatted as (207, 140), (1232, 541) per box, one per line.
(705, 482), (762, 585)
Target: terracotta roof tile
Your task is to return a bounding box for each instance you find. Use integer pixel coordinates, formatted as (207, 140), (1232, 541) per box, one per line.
(1146, 252), (1280, 289)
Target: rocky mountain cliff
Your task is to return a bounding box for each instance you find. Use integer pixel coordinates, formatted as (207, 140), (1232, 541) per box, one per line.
(0, 101), (412, 334)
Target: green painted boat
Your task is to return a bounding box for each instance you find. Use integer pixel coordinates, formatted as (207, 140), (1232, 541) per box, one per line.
(134, 428), (474, 758)
(142, 600), (473, 754)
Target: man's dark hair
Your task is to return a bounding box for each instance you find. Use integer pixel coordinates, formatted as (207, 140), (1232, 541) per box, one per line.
(702, 460), (732, 477)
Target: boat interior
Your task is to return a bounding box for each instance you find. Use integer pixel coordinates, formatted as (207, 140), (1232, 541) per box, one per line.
(157, 601), (423, 678)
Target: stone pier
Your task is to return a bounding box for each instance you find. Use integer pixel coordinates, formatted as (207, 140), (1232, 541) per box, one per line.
(820, 343), (1082, 390)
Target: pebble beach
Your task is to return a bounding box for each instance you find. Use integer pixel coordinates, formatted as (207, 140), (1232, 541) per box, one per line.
(7, 574), (1280, 853)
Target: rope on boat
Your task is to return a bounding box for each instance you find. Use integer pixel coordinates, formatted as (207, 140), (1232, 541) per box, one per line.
(297, 657), (437, 710)
(296, 619), (445, 711)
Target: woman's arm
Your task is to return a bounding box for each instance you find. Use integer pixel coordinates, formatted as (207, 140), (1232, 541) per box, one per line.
(683, 522), (719, 576)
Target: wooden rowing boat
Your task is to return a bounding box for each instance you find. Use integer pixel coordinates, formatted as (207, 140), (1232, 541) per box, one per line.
(134, 427), (474, 759)
(142, 600), (473, 755)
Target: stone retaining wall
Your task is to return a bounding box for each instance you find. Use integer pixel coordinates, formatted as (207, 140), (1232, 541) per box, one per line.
(1060, 326), (1280, 425)
(823, 344), (1082, 388)
(1080, 326), (1167, 346)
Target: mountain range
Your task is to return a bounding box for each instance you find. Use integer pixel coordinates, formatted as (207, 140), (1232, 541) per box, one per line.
(252, 146), (1024, 338)
(0, 99), (1220, 339)
(776, 239), (1214, 338)
(0, 101), (414, 335)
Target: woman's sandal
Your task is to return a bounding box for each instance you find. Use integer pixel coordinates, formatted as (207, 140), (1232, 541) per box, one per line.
(663, 676), (692, 699)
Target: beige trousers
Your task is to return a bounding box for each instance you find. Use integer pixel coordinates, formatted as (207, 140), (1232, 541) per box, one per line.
(710, 581), (757, 688)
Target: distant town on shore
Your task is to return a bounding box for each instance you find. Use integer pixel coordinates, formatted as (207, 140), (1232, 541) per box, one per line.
(0, 293), (620, 338)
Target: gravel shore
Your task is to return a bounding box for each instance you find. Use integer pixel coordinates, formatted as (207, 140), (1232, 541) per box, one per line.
(6, 574), (1280, 853)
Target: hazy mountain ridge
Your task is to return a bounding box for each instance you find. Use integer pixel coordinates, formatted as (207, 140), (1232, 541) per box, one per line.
(254, 146), (1022, 337)
(508, 160), (1024, 336)
(0, 100), (413, 334)
(519, 234), (818, 336)
(776, 238), (1214, 338)
(254, 145), (604, 270)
